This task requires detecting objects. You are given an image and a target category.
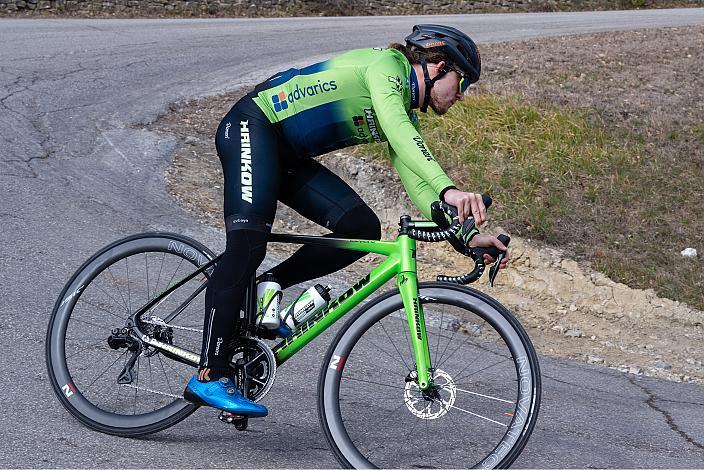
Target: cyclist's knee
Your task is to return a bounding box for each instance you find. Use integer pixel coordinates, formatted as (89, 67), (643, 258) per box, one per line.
(333, 204), (381, 241)
(213, 228), (269, 289)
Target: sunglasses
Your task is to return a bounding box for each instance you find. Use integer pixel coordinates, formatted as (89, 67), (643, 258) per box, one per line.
(444, 65), (471, 95)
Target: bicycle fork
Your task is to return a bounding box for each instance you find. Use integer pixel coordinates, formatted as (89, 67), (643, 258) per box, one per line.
(397, 235), (433, 391)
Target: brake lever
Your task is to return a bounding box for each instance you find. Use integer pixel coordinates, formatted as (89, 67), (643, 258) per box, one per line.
(488, 253), (505, 287)
(474, 234), (511, 287)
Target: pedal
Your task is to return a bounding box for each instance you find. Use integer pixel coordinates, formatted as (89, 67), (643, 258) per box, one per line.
(219, 411), (248, 431)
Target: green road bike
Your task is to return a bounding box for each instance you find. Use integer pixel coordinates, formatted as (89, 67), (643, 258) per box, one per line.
(46, 200), (541, 468)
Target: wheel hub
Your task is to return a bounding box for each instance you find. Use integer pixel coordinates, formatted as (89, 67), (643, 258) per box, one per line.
(404, 368), (456, 419)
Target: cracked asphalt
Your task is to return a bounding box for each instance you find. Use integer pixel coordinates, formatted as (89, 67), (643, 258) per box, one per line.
(1, 10), (703, 468)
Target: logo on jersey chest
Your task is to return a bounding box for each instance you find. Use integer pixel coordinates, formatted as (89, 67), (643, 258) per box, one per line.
(351, 109), (382, 143)
(271, 80), (338, 112)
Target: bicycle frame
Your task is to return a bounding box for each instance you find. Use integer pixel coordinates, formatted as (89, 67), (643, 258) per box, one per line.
(131, 219), (442, 391)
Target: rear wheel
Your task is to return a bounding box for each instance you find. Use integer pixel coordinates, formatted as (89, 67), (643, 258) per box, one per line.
(46, 232), (215, 436)
(318, 283), (541, 468)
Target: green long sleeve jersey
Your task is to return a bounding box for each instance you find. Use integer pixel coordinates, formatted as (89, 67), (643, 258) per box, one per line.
(250, 47), (456, 220)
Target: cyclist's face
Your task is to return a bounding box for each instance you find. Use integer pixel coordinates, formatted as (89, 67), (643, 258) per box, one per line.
(429, 65), (465, 115)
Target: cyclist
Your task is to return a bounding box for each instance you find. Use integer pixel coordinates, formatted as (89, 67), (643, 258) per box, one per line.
(184, 24), (510, 418)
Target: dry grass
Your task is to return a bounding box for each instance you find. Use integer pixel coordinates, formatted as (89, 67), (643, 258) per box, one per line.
(350, 25), (704, 311)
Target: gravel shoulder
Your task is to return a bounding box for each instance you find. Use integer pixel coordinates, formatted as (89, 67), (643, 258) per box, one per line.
(147, 26), (704, 385)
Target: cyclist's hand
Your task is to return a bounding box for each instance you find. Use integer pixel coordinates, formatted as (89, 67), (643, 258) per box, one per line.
(469, 234), (510, 268)
(442, 189), (487, 226)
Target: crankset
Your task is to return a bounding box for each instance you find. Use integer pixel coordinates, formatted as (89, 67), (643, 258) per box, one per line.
(217, 338), (277, 431)
(230, 337), (277, 402)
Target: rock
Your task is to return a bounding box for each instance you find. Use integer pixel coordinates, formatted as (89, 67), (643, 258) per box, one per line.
(654, 361), (672, 370)
(587, 355), (604, 364)
(681, 247), (697, 258)
(628, 366), (642, 375)
(603, 300), (621, 315)
(565, 329), (583, 338)
(551, 325), (565, 333)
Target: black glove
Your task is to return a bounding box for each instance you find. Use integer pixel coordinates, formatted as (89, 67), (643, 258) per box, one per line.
(430, 202), (479, 256)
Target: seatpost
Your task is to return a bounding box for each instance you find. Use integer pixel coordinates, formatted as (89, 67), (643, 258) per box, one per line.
(243, 274), (257, 335)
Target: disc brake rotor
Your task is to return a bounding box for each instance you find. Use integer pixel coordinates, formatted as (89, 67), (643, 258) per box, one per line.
(404, 369), (456, 419)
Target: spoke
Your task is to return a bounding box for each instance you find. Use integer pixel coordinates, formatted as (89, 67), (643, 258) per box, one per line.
(163, 256), (186, 294)
(82, 350), (128, 393)
(376, 319), (412, 372)
(152, 252), (166, 300)
(64, 338), (108, 359)
(453, 357), (511, 385)
(399, 312), (415, 368)
(75, 296), (126, 322)
(454, 387), (514, 404)
(347, 399), (409, 460)
(158, 355), (191, 385)
(148, 354), (156, 412)
(387, 406), (423, 465)
(111, 352), (129, 413)
(156, 354), (175, 395)
(133, 354), (140, 415)
(359, 334), (412, 372)
(370, 362), (413, 382)
(145, 252), (150, 303)
(67, 317), (114, 335)
(436, 328), (481, 371)
(424, 406), (430, 465)
(448, 404), (507, 427)
(433, 303), (446, 368)
(343, 351), (414, 385)
(343, 376), (406, 391)
(435, 313), (461, 367)
(65, 336), (110, 344)
(105, 265), (129, 312)
(125, 257), (132, 314)
(85, 278), (130, 319)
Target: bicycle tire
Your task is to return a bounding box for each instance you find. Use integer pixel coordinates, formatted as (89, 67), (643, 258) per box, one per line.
(46, 232), (216, 437)
(318, 282), (541, 469)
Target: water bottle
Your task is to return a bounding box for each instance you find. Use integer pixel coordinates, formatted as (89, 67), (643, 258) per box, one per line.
(280, 284), (332, 330)
(256, 273), (282, 329)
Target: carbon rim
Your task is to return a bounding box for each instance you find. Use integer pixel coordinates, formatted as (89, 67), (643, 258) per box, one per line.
(46, 233), (214, 433)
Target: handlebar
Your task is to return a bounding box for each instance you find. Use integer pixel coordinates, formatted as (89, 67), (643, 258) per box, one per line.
(406, 202), (462, 243)
(404, 194), (511, 287)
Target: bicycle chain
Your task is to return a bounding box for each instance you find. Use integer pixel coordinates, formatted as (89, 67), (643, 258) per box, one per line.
(120, 383), (183, 399)
(142, 315), (203, 334)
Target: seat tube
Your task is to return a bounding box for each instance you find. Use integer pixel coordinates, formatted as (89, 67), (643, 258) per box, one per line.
(397, 235), (432, 390)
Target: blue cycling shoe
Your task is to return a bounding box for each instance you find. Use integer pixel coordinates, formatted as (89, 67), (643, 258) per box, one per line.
(183, 375), (268, 417)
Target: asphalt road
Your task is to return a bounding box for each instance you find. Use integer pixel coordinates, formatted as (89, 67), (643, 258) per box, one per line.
(2, 9), (704, 468)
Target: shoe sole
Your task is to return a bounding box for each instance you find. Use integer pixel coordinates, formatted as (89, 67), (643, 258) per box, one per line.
(183, 386), (208, 406)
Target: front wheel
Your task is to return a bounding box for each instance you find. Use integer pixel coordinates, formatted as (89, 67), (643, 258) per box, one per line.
(318, 283), (541, 469)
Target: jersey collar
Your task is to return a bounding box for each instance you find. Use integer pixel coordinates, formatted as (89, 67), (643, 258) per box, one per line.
(410, 69), (420, 109)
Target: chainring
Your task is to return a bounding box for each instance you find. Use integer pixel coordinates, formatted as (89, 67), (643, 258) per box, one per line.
(230, 337), (277, 402)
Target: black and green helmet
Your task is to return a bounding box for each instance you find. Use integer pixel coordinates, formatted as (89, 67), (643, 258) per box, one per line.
(405, 24), (482, 84)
